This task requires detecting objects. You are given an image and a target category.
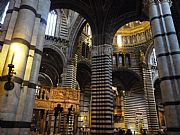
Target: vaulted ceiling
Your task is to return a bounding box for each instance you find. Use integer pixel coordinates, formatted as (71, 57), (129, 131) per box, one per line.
(51, 0), (146, 36)
(77, 61), (91, 92)
(112, 68), (143, 93)
(39, 48), (64, 87)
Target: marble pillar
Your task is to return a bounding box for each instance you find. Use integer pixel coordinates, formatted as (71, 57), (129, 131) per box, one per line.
(90, 40), (114, 134)
(149, 0), (180, 134)
(0, 0), (38, 134)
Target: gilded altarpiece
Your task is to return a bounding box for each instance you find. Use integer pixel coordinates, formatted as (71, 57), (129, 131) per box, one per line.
(34, 87), (80, 113)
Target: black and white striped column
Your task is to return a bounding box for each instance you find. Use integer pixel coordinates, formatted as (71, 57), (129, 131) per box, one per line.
(124, 95), (148, 132)
(0, 0), (38, 134)
(78, 92), (90, 128)
(149, 0), (180, 134)
(91, 44), (114, 135)
(143, 67), (159, 134)
(62, 54), (78, 89)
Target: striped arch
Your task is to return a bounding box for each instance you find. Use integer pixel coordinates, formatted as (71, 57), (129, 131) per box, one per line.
(68, 15), (86, 59)
(38, 72), (54, 87)
(43, 44), (67, 67)
(112, 67), (143, 93)
(144, 39), (154, 65)
(152, 72), (159, 86)
(76, 60), (91, 91)
(59, 9), (69, 39)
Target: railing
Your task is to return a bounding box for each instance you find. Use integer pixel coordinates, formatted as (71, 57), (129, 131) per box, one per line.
(34, 87), (80, 113)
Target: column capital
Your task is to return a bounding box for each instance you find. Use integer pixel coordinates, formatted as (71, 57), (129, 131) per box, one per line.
(92, 44), (112, 56)
(92, 33), (113, 46)
(147, 0), (172, 4)
(147, 0), (159, 5)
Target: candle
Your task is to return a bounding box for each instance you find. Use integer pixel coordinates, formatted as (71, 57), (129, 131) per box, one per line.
(11, 52), (14, 64)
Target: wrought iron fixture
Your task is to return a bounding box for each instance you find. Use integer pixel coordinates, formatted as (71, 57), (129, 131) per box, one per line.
(4, 54), (16, 91)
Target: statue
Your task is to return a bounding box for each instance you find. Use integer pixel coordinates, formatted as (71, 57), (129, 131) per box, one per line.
(140, 50), (147, 68)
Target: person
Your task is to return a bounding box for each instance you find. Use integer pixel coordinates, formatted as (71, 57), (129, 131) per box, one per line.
(161, 129), (168, 135)
(142, 129), (147, 135)
(119, 128), (124, 135)
(125, 129), (132, 135)
(122, 129), (125, 135)
(140, 50), (145, 64)
(157, 130), (163, 135)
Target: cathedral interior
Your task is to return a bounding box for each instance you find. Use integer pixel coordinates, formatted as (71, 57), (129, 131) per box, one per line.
(0, 0), (180, 135)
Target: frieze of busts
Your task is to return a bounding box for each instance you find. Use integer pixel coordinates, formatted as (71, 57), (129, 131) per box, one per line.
(49, 87), (80, 102)
(92, 44), (112, 56)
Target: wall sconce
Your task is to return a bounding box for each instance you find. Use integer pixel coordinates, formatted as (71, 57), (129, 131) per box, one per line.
(4, 53), (16, 91)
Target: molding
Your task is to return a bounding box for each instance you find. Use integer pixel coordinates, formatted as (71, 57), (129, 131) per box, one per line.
(92, 44), (112, 56)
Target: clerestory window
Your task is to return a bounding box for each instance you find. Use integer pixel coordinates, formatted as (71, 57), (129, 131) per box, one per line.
(45, 10), (57, 36)
(0, 2), (9, 24)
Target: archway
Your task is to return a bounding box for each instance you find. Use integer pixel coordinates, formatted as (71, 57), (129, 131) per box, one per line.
(112, 68), (147, 133)
(76, 61), (91, 132)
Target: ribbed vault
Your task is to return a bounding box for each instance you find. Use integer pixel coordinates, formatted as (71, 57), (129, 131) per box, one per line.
(51, 0), (147, 38)
(112, 68), (144, 94)
(76, 61), (91, 95)
(39, 48), (64, 87)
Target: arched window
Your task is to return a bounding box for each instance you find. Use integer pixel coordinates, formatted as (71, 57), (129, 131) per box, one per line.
(150, 48), (157, 66)
(45, 10), (57, 36)
(119, 53), (124, 66)
(113, 54), (117, 66)
(0, 2), (9, 24)
(125, 53), (131, 67)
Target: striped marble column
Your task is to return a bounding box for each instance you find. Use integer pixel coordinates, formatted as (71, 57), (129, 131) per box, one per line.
(0, 0), (38, 134)
(149, 0), (180, 134)
(62, 63), (74, 88)
(62, 55), (77, 89)
(143, 67), (159, 134)
(79, 92), (90, 128)
(73, 54), (78, 89)
(124, 95), (148, 132)
(19, 0), (50, 135)
(90, 44), (114, 135)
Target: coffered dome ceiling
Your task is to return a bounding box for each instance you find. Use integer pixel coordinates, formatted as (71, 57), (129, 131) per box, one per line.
(116, 21), (150, 36)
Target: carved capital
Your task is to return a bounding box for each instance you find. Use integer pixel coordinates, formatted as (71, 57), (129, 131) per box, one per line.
(147, 0), (158, 5)
(92, 44), (112, 56)
(147, 0), (172, 5)
(92, 33), (113, 46)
